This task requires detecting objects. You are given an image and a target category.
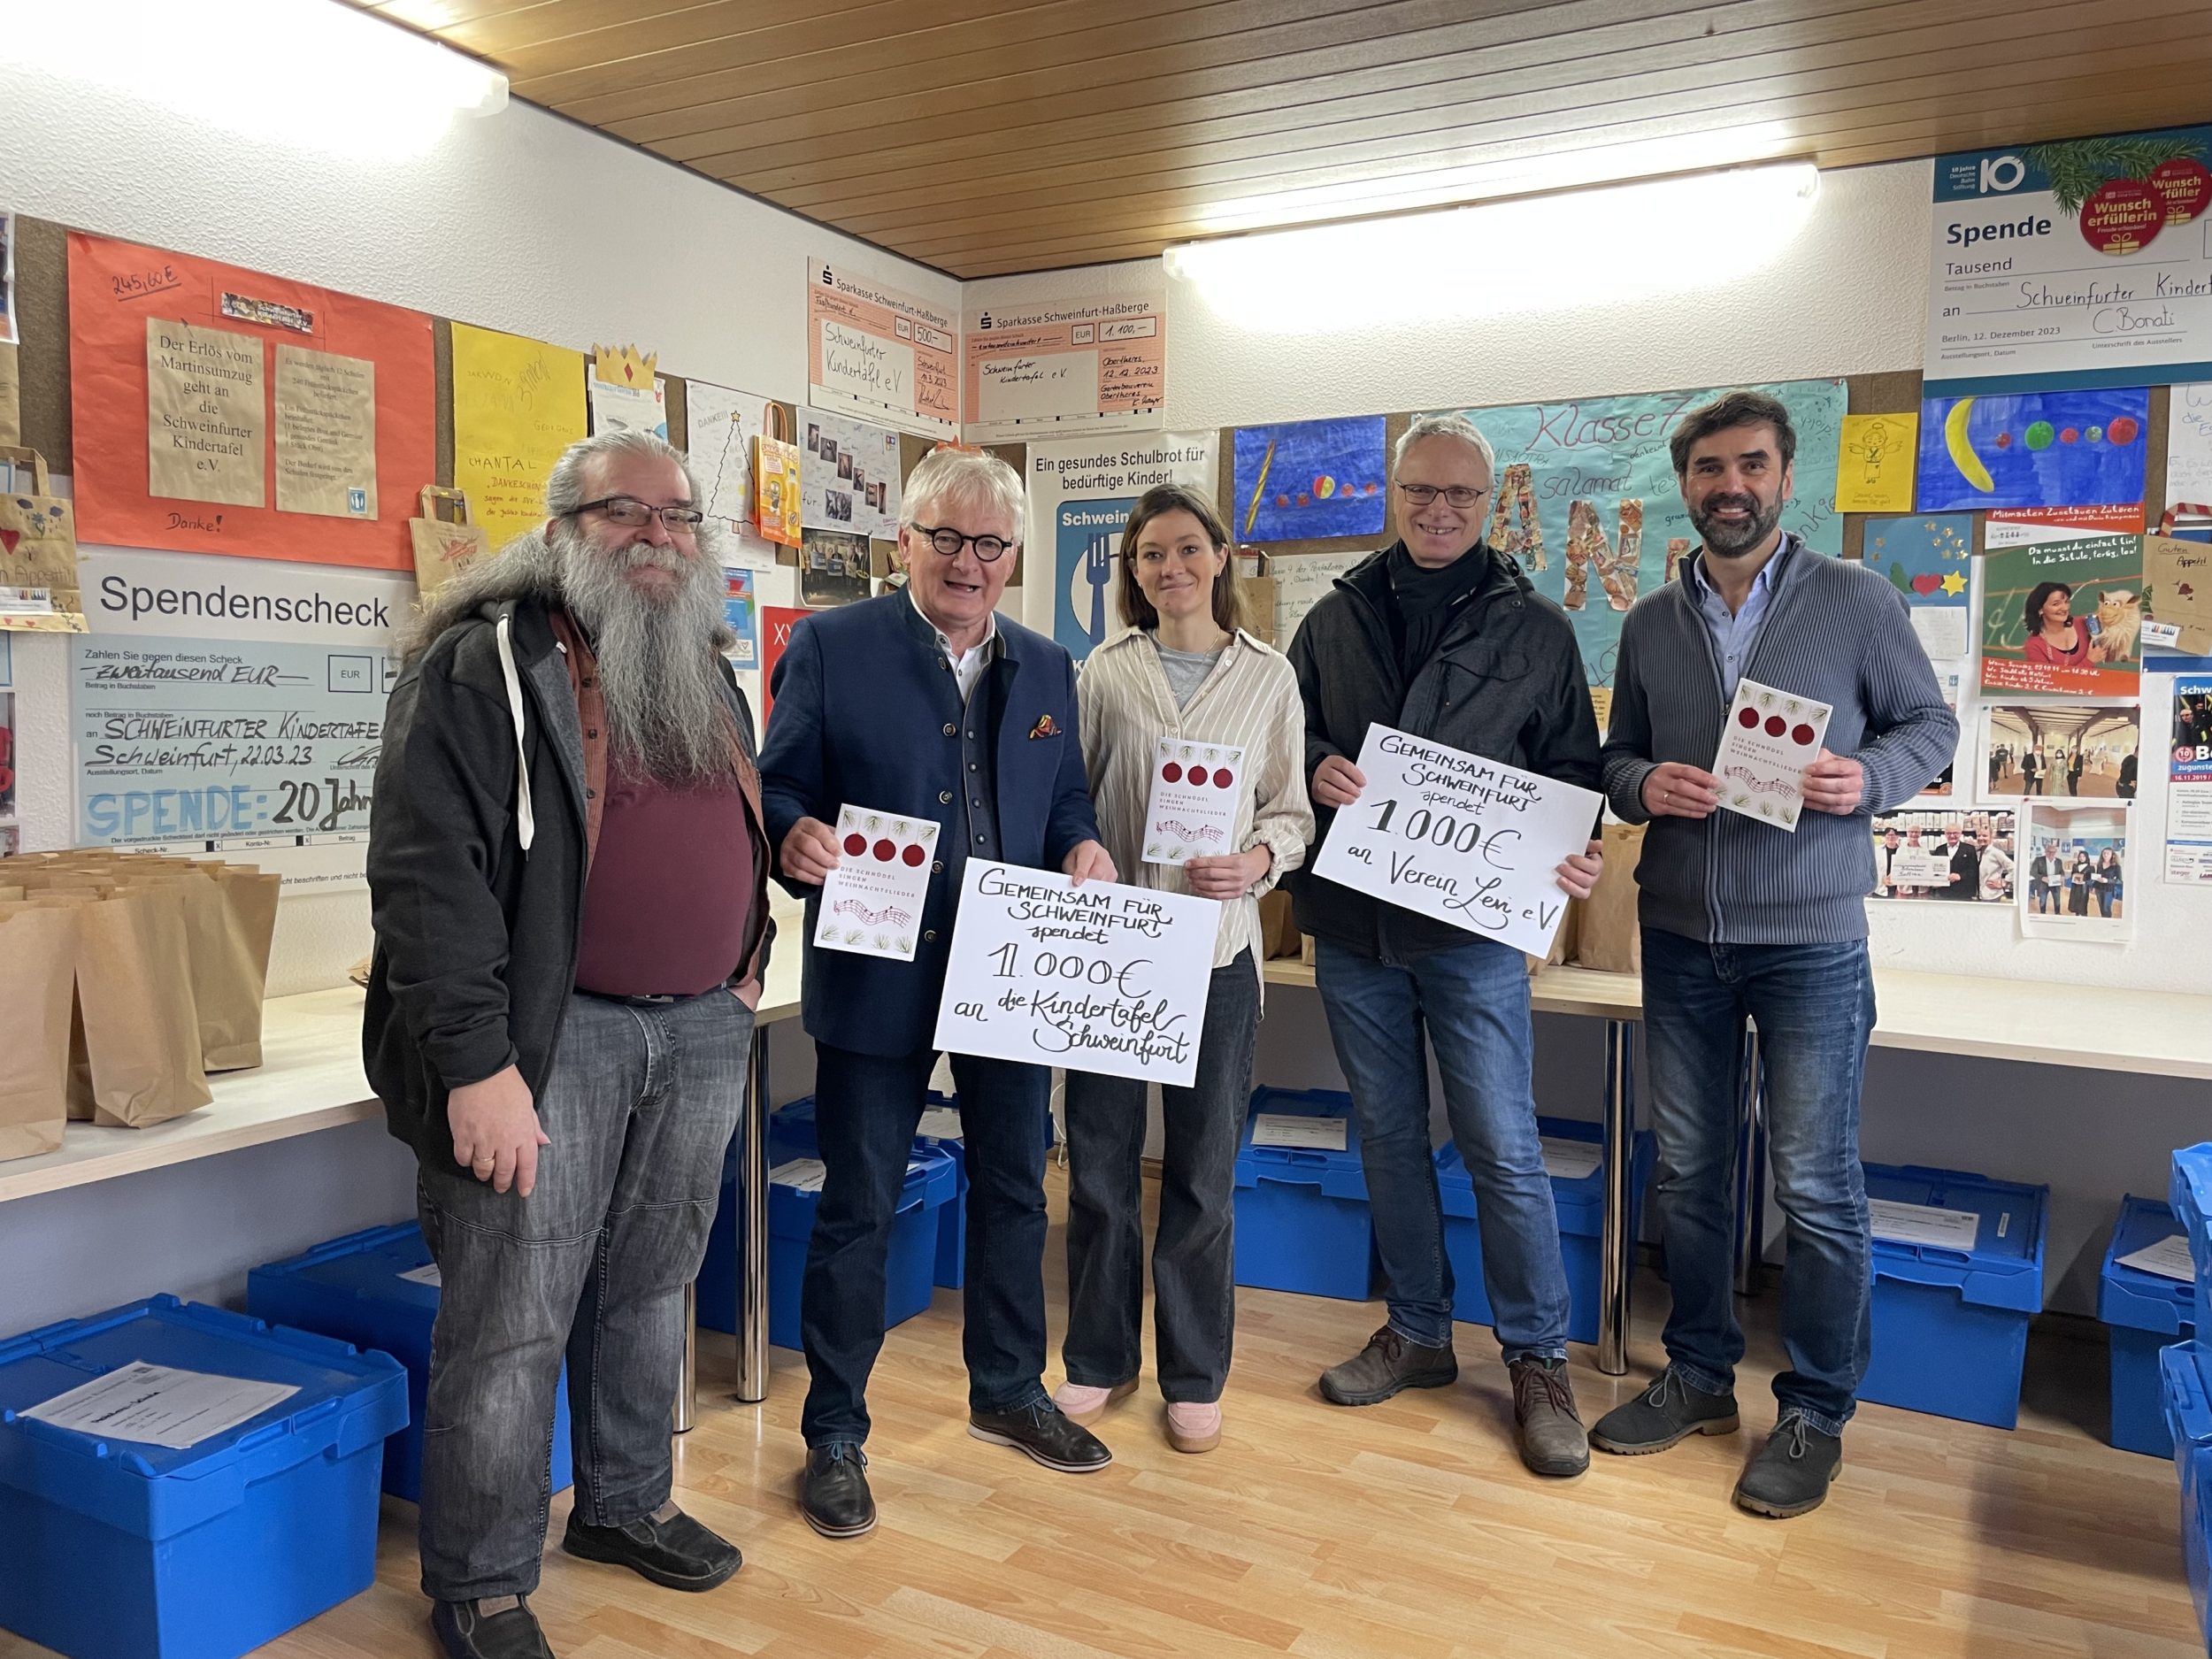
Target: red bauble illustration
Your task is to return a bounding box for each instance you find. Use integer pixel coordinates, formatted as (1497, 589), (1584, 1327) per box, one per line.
(1791, 724), (1816, 747)
(1763, 715), (1786, 737)
(1162, 762), (1183, 783)
(1187, 765), (1210, 786)
(842, 833), (866, 856)
(902, 842), (926, 867)
(1738, 707), (1760, 728)
(1214, 768), (1235, 787)
(2080, 177), (2163, 254)
(872, 838), (895, 862)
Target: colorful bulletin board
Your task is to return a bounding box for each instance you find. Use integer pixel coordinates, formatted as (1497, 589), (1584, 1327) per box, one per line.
(66, 232), (434, 571)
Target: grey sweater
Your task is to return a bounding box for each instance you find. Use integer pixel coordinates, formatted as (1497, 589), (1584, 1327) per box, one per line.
(1600, 538), (1958, 946)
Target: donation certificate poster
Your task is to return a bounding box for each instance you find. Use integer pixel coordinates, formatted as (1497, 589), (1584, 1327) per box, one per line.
(807, 254), (958, 440)
(1925, 127), (2212, 395)
(1310, 725), (1599, 956)
(962, 286), (1166, 444)
(932, 863), (1218, 1087)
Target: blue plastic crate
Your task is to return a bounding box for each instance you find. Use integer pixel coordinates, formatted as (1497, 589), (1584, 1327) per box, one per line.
(2170, 1144), (2212, 1355)
(1433, 1118), (1655, 1346)
(2161, 1344), (2212, 1649)
(2100, 1196), (2197, 1457)
(0, 1295), (407, 1659)
(1233, 1087), (1373, 1302)
(247, 1223), (573, 1502)
(698, 1110), (956, 1348)
(1858, 1163), (2047, 1429)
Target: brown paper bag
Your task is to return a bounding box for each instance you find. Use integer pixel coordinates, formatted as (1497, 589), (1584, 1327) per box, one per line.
(1573, 821), (1645, 974)
(1256, 887), (1302, 960)
(411, 486), (493, 598)
(73, 886), (212, 1127)
(0, 446), (88, 633)
(107, 871), (259, 1072)
(0, 902), (78, 1161)
(0, 342), (20, 449)
(205, 865), (280, 1070)
(1526, 895), (1583, 976)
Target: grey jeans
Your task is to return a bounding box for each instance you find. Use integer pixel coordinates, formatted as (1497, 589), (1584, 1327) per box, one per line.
(416, 988), (752, 1601)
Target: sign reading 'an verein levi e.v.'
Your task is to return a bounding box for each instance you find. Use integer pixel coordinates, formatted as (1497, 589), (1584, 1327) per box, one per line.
(932, 863), (1218, 1087)
(1310, 725), (1600, 956)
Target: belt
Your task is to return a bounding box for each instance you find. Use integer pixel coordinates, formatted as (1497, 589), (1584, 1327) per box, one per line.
(576, 989), (683, 1007)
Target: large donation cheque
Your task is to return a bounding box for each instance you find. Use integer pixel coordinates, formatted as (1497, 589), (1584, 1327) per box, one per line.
(931, 863), (1219, 1088)
(1310, 725), (1600, 957)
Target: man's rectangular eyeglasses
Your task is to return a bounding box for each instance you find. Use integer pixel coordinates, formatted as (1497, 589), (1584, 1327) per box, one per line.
(572, 495), (706, 530)
(914, 526), (1014, 562)
(1394, 483), (1490, 508)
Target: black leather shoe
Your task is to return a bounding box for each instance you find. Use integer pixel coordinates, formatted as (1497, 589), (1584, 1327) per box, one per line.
(561, 1507), (741, 1591)
(431, 1596), (555, 1659)
(968, 1398), (1113, 1472)
(1733, 1412), (1843, 1518)
(800, 1441), (877, 1538)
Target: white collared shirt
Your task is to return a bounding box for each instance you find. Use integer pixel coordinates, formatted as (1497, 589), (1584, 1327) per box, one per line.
(910, 588), (999, 704)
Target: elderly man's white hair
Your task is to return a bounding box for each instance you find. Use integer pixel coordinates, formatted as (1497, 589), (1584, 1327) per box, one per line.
(902, 447), (1024, 538)
(543, 428), (704, 518)
(1394, 413), (1496, 480)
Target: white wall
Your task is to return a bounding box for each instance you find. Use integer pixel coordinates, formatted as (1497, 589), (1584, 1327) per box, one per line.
(0, 59), (953, 1334)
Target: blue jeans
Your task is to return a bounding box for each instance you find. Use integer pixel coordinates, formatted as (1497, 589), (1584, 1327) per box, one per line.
(801, 1043), (1053, 1446)
(416, 989), (751, 1601)
(1640, 927), (1876, 1436)
(1313, 935), (1569, 1360)
(1064, 952), (1261, 1402)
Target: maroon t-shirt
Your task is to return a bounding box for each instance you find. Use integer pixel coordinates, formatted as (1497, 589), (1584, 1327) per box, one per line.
(572, 767), (754, 997)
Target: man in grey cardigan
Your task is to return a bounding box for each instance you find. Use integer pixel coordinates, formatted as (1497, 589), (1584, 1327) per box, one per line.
(1589, 391), (1955, 1518)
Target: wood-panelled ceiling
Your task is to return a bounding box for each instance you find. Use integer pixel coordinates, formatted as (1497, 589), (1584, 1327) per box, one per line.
(362, 0), (2212, 278)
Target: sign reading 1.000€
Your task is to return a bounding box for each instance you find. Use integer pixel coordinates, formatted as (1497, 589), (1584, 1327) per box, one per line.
(1310, 725), (1601, 958)
(932, 863), (1220, 1087)
(1926, 127), (2212, 395)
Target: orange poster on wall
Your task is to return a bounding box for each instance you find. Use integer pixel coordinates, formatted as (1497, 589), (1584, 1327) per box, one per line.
(68, 232), (434, 571)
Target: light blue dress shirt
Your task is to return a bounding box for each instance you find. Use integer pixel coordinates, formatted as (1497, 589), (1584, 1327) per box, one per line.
(1692, 539), (1792, 698)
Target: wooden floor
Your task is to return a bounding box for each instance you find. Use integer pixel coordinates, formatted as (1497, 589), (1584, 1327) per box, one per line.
(12, 1170), (2200, 1659)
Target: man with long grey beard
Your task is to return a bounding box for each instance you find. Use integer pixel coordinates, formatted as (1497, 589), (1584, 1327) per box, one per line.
(365, 429), (773, 1659)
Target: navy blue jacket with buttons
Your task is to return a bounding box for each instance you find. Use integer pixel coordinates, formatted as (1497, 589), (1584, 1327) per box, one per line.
(759, 590), (1102, 1057)
(1284, 541), (1601, 963)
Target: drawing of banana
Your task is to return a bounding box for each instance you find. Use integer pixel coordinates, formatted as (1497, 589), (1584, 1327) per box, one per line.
(1944, 397), (1993, 494)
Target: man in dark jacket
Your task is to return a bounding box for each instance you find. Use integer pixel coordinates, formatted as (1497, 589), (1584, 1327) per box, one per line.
(760, 448), (1115, 1539)
(1286, 413), (1601, 1479)
(366, 431), (772, 1659)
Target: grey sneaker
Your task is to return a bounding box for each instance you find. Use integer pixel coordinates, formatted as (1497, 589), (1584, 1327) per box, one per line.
(1590, 1366), (1740, 1454)
(1733, 1412), (1841, 1517)
(1509, 1357), (1589, 1477)
(1317, 1325), (1458, 1406)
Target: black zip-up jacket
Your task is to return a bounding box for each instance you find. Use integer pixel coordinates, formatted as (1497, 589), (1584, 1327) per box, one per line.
(1283, 541), (1601, 961)
(363, 594), (772, 1162)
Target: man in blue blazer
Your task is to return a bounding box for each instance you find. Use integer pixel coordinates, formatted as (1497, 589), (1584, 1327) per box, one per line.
(760, 448), (1116, 1538)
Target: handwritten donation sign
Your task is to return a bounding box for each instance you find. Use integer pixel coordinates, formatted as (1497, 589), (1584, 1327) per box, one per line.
(932, 863), (1218, 1087)
(1143, 738), (1243, 864)
(1310, 725), (1600, 956)
(1712, 679), (1832, 833)
(817, 804), (939, 962)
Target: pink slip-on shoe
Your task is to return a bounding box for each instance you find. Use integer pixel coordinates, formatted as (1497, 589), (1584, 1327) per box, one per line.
(1053, 1379), (1136, 1425)
(1165, 1402), (1222, 1454)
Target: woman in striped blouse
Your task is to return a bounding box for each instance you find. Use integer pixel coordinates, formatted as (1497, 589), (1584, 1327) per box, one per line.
(1052, 483), (1314, 1455)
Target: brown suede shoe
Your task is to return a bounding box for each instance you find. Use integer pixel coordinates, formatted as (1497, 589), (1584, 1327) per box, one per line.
(1510, 1357), (1590, 1477)
(1317, 1326), (1458, 1406)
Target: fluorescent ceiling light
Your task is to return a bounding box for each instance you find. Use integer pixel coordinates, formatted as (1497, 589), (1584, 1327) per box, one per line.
(12, 0), (508, 161)
(1165, 162), (1821, 333)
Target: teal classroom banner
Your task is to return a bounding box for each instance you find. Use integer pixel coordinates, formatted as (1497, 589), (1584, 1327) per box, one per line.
(1459, 380), (1847, 687)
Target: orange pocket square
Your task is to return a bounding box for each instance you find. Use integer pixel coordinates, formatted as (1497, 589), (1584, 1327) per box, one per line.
(1029, 714), (1061, 740)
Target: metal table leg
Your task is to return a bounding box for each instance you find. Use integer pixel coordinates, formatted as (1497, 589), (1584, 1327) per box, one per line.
(737, 1024), (772, 1404)
(674, 1284), (697, 1433)
(1598, 1017), (1636, 1377)
(1733, 1024), (1767, 1298)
